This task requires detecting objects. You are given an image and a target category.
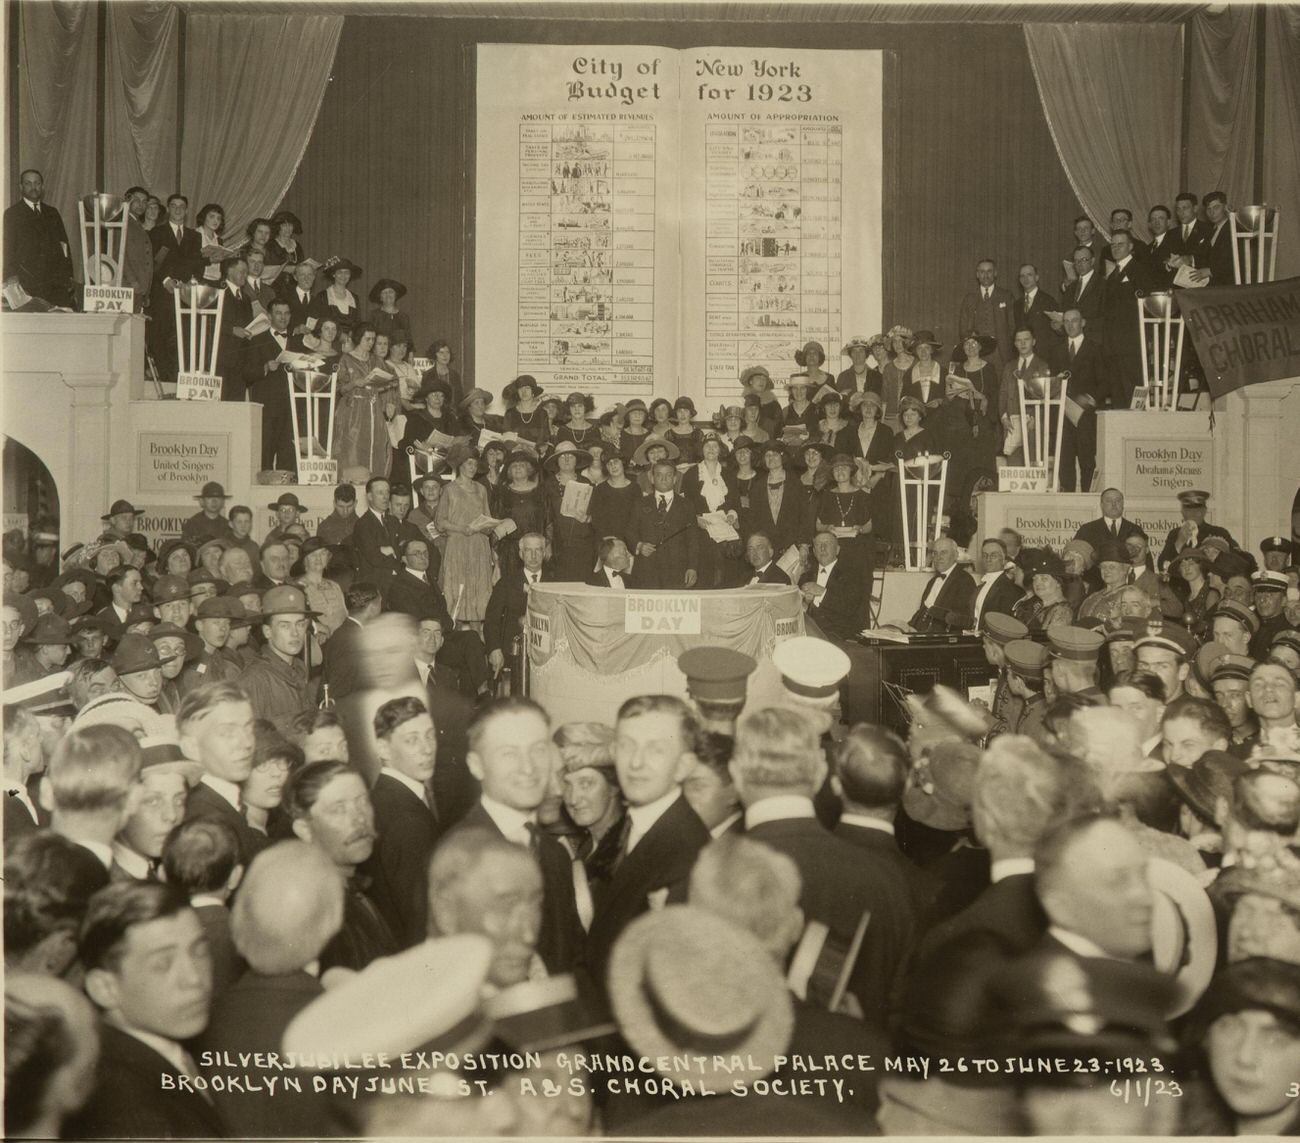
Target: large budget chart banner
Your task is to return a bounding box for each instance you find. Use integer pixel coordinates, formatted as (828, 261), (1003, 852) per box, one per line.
(475, 44), (883, 402)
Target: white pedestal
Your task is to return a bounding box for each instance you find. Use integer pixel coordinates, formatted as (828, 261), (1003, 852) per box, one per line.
(976, 491), (1183, 553)
(1095, 410), (1215, 499)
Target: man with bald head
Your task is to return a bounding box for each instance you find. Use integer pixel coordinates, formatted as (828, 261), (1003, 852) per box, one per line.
(199, 841), (344, 1138)
(909, 537), (976, 633)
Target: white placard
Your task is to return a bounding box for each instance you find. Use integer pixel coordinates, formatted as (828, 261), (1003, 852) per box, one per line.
(176, 372), (222, 401)
(475, 44), (882, 404)
(83, 284), (134, 313)
(623, 593), (702, 634)
(297, 457), (338, 486)
(998, 465), (1050, 493)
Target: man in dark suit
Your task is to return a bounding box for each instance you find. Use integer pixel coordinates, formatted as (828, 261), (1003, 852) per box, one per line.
(1159, 488), (1240, 569)
(413, 617), (478, 829)
(349, 477), (404, 596)
(1074, 488), (1144, 552)
(740, 531), (791, 586)
(997, 327), (1056, 465)
(242, 247), (278, 311)
(626, 461), (699, 588)
(279, 260), (319, 335)
(1012, 263), (1060, 352)
(484, 531), (550, 678)
(385, 537), (450, 622)
(1052, 308), (1106, 492)
(1100, 229), (1157, 406)
(1143, 203), (1179, 284)
(586, 694), (711, 983)
(198, 842), (342, 1139)
(1109, 207), (1150, 262)
(956, 259), (1016, 367)
(176, 681), (268, 865)
(734, 707), (914, 1028)
(68, 882), (225, 1141)
(971, 537), (1026, 630)
(1055, 246), (1106, 341)
(4, 708), (44, 841)
(215, 254), (254, 401)
(361, 697), (441, 947)
(3, 169), (73, 306)
(148, 194), (205, 383)
(800, 531), (870, 640)
(1167, 192), (1211, 267)
(1201, 191), (1237, 284)
(909, 537), (977, 632)
(119, 186), (154, 310)
(444, 697), (584, 976)
(585, 536), (633, 588)
(243, 298), (297, 470)
(322, 582), (381, 702)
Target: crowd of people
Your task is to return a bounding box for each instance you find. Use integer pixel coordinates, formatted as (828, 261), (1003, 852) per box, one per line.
(8, 171), (1300, 1138)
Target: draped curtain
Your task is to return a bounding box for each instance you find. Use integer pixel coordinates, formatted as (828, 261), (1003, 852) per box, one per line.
(104, 1), (180, 197)
(16, 1), (99, 278)
(179, 14), (343, 240)
(1023, 23), (1183, 238)
(1265, 4), (1300, 281)
(1186, 7), (1257, 214)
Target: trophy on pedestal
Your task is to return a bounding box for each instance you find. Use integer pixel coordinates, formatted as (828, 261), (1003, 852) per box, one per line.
(173, 283), (225, 401)
(896, 451), (948, 571)
(288, 368), (338, 485)
(1016, 373), (1069, 492)
(78, 193), (134, 313)
(1230, 205), (1280, 285)
(1136, 291), (1185, 412)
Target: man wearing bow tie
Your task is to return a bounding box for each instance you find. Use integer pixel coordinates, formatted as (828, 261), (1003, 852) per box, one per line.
(586, 537), (635, 588)
(909, 537), (977, 633)
(3, 168), (74, 306)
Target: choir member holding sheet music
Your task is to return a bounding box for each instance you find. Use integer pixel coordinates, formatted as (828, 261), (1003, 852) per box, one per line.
(333, 323), (398, 478)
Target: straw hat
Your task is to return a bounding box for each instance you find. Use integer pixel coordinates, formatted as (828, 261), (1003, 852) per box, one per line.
(544, 440), (591, 471)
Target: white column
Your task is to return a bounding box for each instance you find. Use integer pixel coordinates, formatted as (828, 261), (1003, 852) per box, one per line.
(1215, 377), (1300, 549)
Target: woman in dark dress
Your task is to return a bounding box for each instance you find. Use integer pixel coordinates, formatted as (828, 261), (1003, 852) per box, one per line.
(554, 392), (601, 452)
(782, 376), (820, 439)
(267, 210), (305, 273)
(496, 449), (547, 578)
(544, 441), (595, 582)
(893, 396), (940, 561)
(929, 374), (992, 523)
(618, 399), (651, 463)
(458, 388), (501, 448)
(502, 375), (552, 455)
(815, 390), (857, 455)
(816, 455), (874, 563)
(477, 440), (508, 506)
(311, 258), (363, 328)
(665, 397), (703, 464)
(947, 331), (1002, 452)
(539, 396), (565, 446)
(399, 381), (460, 454)
(421, 340), (464, 408)
(797, 442), (834, 501)
(728, 436), (762, 519)
(368, 279), (413, 349)
(589, 453), (640, 548)
(680, 432), (740, 589)
(647, 398), (674, 439)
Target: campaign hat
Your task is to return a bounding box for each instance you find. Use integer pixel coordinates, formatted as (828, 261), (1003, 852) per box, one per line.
(22, 613), (73, 645)
(100, 499), (144, 520)
(259, 584), (319, 619)
(196, 482), (231, 500)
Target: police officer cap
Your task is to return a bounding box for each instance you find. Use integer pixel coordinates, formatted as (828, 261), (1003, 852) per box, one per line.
(677, 646), (757, 705)
(1048, 625), (1104, 662)
(1103, 616), (1144, 644)
(771, 636), (850, 700)
(984, 613), (1027, 645)
(1211, 599), (1261, 635)
(1210, 652), (1256, 683)
(1177, 489), (1210, 508)
(1252, 570), (1289, 593)
(1005, 638), (1049, 681)
(1273, 630), (1300, 657)
(1132, 619), (1197, 660)
(1261, 536), (1297, 558)
(1193, 641), (1233, 691)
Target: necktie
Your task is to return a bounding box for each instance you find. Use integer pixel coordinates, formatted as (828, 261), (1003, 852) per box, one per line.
(574, 830), (594, 862)
(657, 495), (667, 516)
(1069, 340), (1077, 360)
(611, 815), (633, 871)
(1184, 224), (1191, 239)
(983, 287), (990, 300)
(1109, 521), (1117, 538)
(1020, 357), (1029, 372)
(146, 858), (162, 882)
(524, 821), (541, 854)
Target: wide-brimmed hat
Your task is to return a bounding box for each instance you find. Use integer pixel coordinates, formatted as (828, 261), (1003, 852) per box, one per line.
(794, 340), (826, 367)
(110, 632), (176, 675)
(100, 499), (144, 521)
(502, 375), (542, 404)
(149, 575), (191, 606)
(505, 448), (541, 474)
(322, 255), (361, 280)
(268, 492), (305, 512)
(544, 440), (592, 471)
(1195, 957), (1300, 1032)
(484, 974), (617, 1054)
(196, 482), (230, 500)
(196, 595), (256, 625)
(259, 584), (320, 619)
(416, 378), (453, 404)
(368, 278), (407, 304)
(21, 613), (73, 646)
(1175, 546), (1213, 569)
(902, 740), (981, 831)
(148, 621), (202, 663)
(1061, 538), (1096, 570)
(608, 905), (793, 1084)
(196, 538), (229, 566)
(841, 335), (873, 356)
(1147, 857), (1219, 1018)
(1167, 748), (1250, 822)
(458, 387), (492, 410)
(564, 391), (595, 413)
(28, 589), (70, 619)
(270, 210), (303, 235)
(69, 615), (111, 641)
(122, 603), (158, 629)
(954, 330), (998, 356)
(799, 441), (835, 464)
(52, 568), (99, 599)
(630, 437), (680, 467)
(443, 441), (479, 472)
(912, 329), (943, 350)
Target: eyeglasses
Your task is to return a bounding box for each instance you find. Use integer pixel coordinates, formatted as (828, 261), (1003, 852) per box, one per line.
(253, 757), (293, 775)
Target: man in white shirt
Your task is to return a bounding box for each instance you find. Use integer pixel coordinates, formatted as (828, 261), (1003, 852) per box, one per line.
(1036, 815), (1155, 962)
(909, 537), (977, 632)
(44, 724), (141, 876)
(74, 881), (223, 1138)
(743, 531), (790, 586)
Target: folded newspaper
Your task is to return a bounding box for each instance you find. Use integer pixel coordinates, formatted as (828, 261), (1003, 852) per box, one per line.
(698, 511), (739, 543)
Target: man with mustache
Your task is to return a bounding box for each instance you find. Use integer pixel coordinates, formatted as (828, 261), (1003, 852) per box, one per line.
(284, 759), (396, 972)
